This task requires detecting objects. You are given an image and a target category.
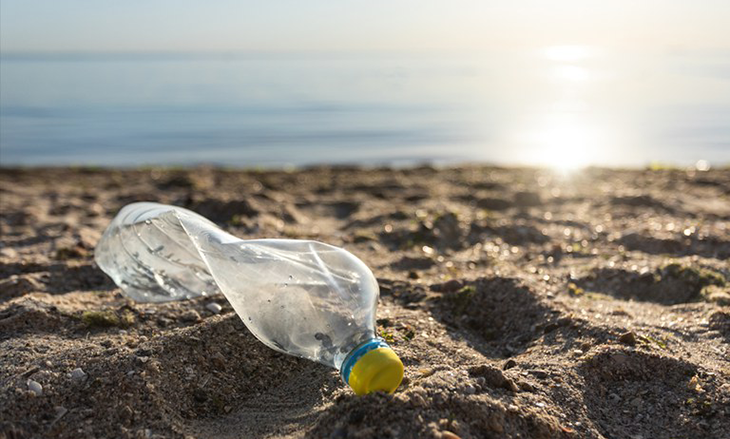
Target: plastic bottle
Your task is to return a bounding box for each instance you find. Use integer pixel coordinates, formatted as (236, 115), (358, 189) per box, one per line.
(95, 202), (403, 395)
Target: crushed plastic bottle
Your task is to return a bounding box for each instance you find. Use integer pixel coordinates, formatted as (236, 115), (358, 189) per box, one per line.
(95, 202), (403, 395)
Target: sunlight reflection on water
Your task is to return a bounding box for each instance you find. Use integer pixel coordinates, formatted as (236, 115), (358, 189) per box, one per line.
(498, 45), (661, 171)
(514, 46), (614, 171)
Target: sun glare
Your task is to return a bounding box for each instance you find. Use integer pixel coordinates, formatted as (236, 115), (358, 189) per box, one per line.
(522, 45), (607, 173)
(507, 110), (615, 174)
(531, 120), (596, 172)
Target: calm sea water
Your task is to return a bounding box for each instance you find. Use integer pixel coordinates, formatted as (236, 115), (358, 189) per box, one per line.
(1, 50), (729, 168)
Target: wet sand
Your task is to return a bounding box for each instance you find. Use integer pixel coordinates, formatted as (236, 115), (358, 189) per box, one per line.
(1, 165), (729, 438)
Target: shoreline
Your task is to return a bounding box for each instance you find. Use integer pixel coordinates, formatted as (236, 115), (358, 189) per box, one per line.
(2, 162), (730, 173)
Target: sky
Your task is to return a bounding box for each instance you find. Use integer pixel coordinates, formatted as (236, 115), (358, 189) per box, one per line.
(1, 0), (729, 53)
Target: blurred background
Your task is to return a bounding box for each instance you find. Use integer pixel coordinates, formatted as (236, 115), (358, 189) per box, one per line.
(1, 0), (729, 170)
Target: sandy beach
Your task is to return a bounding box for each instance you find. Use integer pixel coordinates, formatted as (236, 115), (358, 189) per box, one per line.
(1, 165), (729, 439)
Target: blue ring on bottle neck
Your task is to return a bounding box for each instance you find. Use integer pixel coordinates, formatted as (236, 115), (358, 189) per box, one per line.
(340, 338), (390, 384)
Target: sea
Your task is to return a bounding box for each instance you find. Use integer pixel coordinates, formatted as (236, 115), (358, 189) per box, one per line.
(1, 49), (729, 169)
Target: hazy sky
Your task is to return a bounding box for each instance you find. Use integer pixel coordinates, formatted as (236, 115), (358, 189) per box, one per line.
(2, 0), (729, 53)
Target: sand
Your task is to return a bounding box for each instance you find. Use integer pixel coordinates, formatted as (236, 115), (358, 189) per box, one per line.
(1, 165), (729, 439)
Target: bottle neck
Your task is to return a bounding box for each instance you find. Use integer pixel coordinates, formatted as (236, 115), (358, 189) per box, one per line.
(339, 338), (390, 384)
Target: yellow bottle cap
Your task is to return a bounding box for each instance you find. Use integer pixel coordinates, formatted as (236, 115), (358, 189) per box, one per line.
(347, 347), (404, 396)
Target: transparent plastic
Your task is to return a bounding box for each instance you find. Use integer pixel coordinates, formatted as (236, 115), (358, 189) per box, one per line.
(95, 202), (379, 369)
